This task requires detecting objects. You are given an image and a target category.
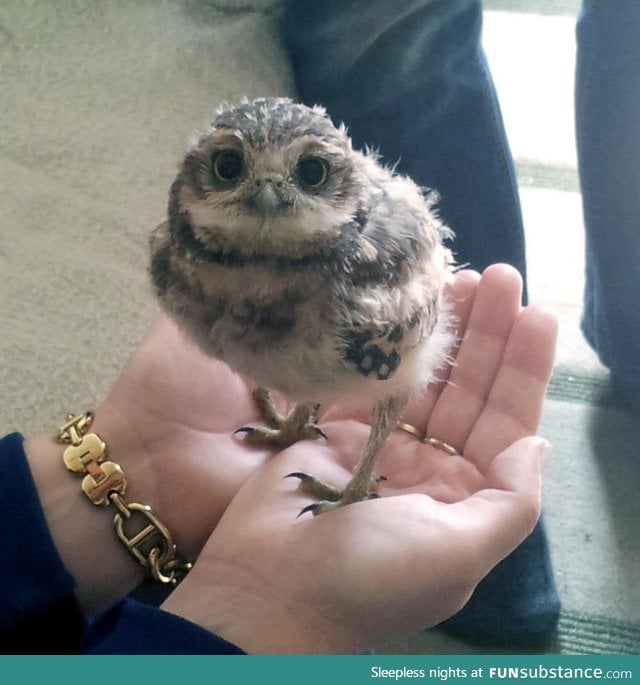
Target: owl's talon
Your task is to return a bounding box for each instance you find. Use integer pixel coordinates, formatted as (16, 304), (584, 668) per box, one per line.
(233, 425), (284, 447)
(297, 502), (323, 518)
(238, 388), (326, 449)
(234, 426), (257, 436)
(298, 497), (360, 517)
(236, 423), (326, 448)
(298, 500), (344, 517)
(285, 472), (342, 501)
(313, 426), (329, 441)
(288, 470), (386, 516)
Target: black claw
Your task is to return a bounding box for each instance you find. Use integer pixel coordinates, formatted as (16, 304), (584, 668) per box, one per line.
(315, 427), (329, 441)
(376, 475), (387, 483)
(234, 426), (257, 436)
(297, 503), (320, 518)
(284, 471), (309, 481)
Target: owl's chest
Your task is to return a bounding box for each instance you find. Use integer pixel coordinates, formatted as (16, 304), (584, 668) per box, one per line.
(189, 262), (342, 392)
(198, 264), (322, 336)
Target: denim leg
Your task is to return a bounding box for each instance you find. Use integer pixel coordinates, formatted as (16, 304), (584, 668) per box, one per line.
(576, 1), (640, 412)
(280, 0), (528, 293)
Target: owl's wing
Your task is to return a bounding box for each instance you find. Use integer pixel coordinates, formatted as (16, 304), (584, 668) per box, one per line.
(334, 191), (444, 383)
(339, 307), (430, 382)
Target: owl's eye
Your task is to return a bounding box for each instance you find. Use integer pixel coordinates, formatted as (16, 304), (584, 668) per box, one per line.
(212, 150), (244, 183)
(296, 156), (330, 189)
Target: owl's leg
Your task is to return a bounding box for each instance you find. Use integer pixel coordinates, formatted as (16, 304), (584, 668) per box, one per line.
(235, 387), (326, 449)
(288, 394), (407, 516)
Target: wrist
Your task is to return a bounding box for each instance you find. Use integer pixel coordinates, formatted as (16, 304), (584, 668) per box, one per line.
(160, 555), (352, 654)
(24, 435), (145, 613)
(23, 406), (163, 613)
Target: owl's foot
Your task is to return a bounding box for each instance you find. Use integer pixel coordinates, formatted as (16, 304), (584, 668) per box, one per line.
(285, 395), (401, 516)
(235, 387), (326, 449)
(286, 471), (387, 516)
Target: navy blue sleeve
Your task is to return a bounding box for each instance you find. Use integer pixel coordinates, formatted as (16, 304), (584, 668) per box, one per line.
(0, 432), (84, 652)
(84, 599), (245, 654)
(0, 433), (245, 654)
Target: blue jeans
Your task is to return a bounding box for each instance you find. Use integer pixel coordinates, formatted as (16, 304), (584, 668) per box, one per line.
(576, 0), (640, 411)
(281, 0), (640, 410)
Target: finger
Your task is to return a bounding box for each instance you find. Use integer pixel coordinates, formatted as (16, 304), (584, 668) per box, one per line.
(447, 437), (549, 576)
(424, 264), (523, 453)
(463, 302), (558, 471)
(399, 268), (480, 433)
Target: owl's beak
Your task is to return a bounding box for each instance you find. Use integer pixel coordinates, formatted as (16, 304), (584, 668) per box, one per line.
(249, 173), (291, 214)
(255, 182), (283, 213)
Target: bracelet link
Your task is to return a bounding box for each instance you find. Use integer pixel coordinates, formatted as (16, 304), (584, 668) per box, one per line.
(57, 412), (95, 446)
(63, 433), (107, 473)
(82, 461), (127, 506)
(113, 500), (192, 584)
(56, 412), (191, 585)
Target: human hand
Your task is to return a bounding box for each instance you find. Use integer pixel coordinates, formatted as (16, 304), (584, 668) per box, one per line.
(161, 264), (558, 653)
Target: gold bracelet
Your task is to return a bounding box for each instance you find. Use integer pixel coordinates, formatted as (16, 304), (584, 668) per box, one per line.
(56, 412), (192, 585)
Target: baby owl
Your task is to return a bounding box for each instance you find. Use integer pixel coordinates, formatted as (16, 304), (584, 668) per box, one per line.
(150, 97), (454, 515)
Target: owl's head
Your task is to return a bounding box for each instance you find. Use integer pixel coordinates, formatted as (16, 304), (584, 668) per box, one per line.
(175, 98), (365, 256)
